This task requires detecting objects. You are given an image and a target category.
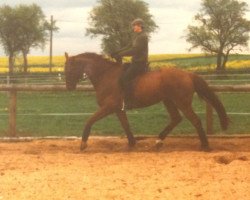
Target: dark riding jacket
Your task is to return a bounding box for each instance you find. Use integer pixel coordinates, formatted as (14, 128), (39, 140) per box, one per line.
(117, 31), (148, 64)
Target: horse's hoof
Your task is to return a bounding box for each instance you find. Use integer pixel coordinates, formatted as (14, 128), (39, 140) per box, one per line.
(201, 145), (212, 152)
(127, 140), (136, 151)
(155, 139), (164, 149)
(128, 143), (136, 149)
(80, 141), (87, 151)
(129, 139), (136, 147)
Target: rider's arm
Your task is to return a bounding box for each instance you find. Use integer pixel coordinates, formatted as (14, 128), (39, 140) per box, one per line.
(118, 34), (147, 57)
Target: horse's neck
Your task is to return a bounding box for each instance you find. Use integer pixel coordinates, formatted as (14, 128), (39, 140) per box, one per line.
(87, 64), (122, 89)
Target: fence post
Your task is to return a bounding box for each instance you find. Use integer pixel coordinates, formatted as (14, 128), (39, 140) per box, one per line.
(7, 75), (10, 85)
(206, 102), (213, 135)
(8, 90), (17, 137)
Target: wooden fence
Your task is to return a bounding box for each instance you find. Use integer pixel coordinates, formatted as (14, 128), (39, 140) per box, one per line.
(0, 84), (250, 137)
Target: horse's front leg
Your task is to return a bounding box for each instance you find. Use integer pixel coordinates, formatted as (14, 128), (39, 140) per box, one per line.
(81, 106), (113, 151)
(116, 110), (136, 148)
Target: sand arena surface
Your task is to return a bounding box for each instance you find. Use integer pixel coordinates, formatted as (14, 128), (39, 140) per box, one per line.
(0, 136), (249, 200)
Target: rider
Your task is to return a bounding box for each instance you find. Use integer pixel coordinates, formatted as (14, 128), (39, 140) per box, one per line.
(112, 18), (149, 110)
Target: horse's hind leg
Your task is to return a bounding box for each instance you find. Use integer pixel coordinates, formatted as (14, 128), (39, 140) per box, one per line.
(157, 99), (182, 145)
(179, 105), (210, 151)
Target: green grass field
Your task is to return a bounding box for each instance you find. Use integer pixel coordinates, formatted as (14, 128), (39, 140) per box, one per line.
(0, 91), (249, 137)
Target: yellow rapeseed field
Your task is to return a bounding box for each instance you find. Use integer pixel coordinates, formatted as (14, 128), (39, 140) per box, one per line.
(0, 56), (65, 73)
(149, 53), (203, 61)
(2, 54), (197, 73)
(0, 54), (249, 73)
(227, 60), (250, 69)
(188, 60), (250, 71)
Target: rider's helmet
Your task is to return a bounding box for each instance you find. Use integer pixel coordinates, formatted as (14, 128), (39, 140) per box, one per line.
(131, 18), (144, 28)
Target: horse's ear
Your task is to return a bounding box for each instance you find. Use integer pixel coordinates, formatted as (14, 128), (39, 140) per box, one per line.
(65, 52), (69, 60)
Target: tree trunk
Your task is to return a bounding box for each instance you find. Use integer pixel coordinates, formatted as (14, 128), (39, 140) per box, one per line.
(216, 51), (223, 71)
(8, 53), (14, 76)
(22, 51), (28, 74)
(216, 53), (222, 71)
(8, 53), (15, 84)
(221, 53), (229, 70)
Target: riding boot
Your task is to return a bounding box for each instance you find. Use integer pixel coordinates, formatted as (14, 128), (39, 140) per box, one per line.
(121, 100), (125, 111)
(121, 97), (132, 111)
(123, 84), (133, 110)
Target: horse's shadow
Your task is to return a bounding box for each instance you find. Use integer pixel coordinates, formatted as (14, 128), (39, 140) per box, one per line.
(72, 137), (250, 154)
(73, 137), (207, 154)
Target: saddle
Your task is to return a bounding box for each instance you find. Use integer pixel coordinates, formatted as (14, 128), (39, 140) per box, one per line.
(122, 62), (150, 73)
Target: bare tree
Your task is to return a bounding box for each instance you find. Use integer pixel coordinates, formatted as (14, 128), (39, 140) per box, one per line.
(185, 0), (250, 71)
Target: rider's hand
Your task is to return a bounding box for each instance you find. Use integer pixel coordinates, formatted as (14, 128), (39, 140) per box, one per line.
(111, 53), (122, 64)
(115, 56), (122, 64)
(110, 52), (117, 59)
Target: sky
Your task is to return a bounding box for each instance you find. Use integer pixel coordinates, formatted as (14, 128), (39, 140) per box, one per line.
(0, 0), (250, 56)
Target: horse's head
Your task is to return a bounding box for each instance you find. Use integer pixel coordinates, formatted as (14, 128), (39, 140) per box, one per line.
(65, 52), (119, 90)
(64, 52), (84, 90)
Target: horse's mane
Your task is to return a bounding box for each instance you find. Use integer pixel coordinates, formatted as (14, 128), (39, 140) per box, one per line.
(75, 52), (120, 69)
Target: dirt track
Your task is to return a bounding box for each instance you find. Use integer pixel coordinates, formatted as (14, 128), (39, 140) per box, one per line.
(0, 136), (249, 200)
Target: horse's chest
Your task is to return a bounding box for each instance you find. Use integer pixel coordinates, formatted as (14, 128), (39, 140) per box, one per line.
(95, 88), (120, 107)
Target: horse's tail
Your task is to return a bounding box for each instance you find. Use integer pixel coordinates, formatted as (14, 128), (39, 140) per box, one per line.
(192, 74), (229, 130)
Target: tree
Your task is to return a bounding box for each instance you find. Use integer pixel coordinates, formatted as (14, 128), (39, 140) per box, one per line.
(0, 4), (51, 74)
(16, 4), (47, 73)
(185, 0), (250, 71)
(0, 5), (22, 75)
(86, 0), (158, 54)
(14, 4), (50, 73)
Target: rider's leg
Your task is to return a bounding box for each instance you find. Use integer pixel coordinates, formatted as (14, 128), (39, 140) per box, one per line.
(119, 62), (146, 110)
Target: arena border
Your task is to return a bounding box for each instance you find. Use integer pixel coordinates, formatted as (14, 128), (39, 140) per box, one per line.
(0, 134), (249, 143)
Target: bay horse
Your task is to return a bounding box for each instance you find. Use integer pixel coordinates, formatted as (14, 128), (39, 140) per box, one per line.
(64, 52), (229, 151)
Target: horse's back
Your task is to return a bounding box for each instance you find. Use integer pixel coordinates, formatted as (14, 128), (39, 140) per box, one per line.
(133, 67), (195, 106)
(136, 67), (194, 90)
(160, 67), (195, 89)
